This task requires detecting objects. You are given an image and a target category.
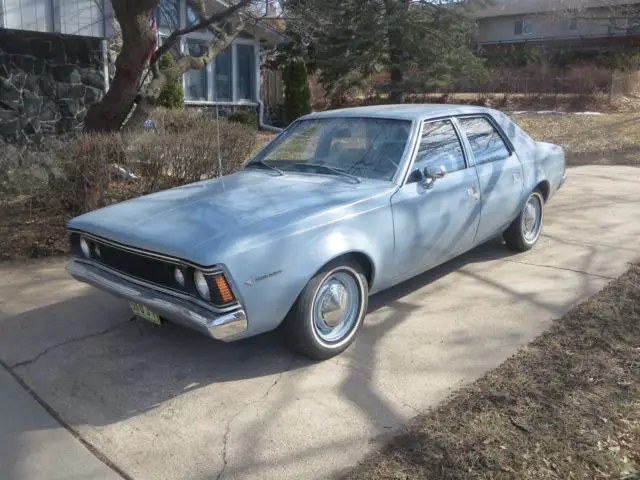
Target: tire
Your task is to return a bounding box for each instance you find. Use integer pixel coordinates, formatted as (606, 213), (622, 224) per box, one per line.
(280, 257), (369, 360)
(503, 189), (545, 252)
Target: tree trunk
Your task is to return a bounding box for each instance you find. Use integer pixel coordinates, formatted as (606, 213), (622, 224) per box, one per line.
(388, 63), (403, 103)
(386, 0), (406, 104)
(84, 5), (158, 133)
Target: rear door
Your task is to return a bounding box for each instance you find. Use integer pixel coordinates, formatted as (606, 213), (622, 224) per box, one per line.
(455, 115), (525, 245)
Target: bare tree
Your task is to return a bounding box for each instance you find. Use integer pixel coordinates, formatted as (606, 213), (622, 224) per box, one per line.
(84, 0), (261, 133)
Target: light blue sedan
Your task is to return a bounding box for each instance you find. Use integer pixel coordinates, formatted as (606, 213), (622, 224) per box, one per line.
(66, 104), (567, 360)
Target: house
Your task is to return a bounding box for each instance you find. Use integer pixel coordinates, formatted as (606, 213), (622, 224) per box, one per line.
(0, 0), (286, 143)
(155, 0), (286, 118)
(468, 0), (640, 53)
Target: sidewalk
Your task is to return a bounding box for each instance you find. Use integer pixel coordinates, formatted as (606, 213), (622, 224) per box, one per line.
(0, 366), (120, 480)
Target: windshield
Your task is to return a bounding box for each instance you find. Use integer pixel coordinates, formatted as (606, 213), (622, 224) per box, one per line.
(248, 117), (412, 182)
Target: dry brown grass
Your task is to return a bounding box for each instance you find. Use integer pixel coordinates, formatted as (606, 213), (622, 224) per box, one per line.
(345, 263), (640, 480)
(513, 113), (640, 168)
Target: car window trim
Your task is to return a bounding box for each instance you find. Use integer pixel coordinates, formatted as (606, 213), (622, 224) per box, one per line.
(403, 117), (470, 184)
(454, 114), (515, 166)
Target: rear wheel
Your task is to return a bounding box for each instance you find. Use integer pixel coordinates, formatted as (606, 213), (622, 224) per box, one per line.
(503, 189), (545, 252)
(281, 258), (368, 360)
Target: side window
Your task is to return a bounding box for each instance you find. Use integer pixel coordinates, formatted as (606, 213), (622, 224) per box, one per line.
(458, 117), (511, 166)
(413, 120), (466, 176)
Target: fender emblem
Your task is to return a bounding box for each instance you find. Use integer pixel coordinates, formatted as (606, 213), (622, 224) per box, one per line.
(513, 173), (521, 182)
(245, 270), (282, 286)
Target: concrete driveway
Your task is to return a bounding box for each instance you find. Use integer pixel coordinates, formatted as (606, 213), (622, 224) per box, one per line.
(1, 165), (639, 480)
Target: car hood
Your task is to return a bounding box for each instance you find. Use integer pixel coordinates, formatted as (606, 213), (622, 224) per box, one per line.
(68, 169), (393, 263)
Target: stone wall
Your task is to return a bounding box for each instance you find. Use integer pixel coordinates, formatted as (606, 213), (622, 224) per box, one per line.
(0, 28), (105, 144)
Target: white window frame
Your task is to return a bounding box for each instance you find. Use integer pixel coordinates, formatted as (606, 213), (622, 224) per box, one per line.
(514, 18), (533, 36)
(156, 0), (260, 106)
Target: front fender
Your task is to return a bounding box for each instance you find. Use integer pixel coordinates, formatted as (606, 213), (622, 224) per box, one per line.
(223, 205), (394, 338)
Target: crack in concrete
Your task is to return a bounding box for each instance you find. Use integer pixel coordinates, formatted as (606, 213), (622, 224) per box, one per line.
(0, 358), (132, 480)
(217, 355), (294, 480)
(10, 319), (133, 370)
(500, 258), (616, 280)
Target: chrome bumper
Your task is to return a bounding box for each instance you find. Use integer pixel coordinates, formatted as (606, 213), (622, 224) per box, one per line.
(66, 259), (247, 341)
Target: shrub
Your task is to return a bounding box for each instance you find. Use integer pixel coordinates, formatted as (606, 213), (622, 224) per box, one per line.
(149, 107), (208, 133)
(156, 52), (185, 109)
(51, 133), (128, 214)
(283, 59), (311, 124)
(227, 109), (257, 127)
(128, 111), (258, 192)
(4, 110), (258, 216)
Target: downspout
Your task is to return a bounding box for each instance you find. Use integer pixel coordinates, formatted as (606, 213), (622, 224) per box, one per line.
(258, 99), (282, 133)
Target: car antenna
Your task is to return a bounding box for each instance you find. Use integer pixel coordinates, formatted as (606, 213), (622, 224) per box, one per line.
(215, 103), (225, 190)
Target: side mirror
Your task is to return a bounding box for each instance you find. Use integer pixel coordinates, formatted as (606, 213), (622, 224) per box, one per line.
(423, 165), (446, 189)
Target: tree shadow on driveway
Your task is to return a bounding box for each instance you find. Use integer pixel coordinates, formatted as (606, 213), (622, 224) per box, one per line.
(0, 237), (528, 428)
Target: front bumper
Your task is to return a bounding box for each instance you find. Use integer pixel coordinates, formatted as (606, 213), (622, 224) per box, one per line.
(66, 259), (248, 341)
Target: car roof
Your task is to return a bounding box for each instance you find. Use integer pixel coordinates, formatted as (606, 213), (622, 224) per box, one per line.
(299, 104), (496, 122)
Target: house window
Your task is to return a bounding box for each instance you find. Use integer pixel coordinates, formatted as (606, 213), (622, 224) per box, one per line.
(215, 46), (233, 101)
(158, 35), (181, 61)
(514, 19), (532, 35)
(236, 44), (256, 100)
(184, 40), (209, 101)
(157, 0), (179, 29)
(187, 5), (199, 25)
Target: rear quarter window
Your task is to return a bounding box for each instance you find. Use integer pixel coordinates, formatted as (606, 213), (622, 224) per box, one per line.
(458, 117), (511, 165)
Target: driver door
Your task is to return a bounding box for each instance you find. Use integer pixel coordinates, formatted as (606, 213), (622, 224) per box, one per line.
(390, 119), (482, 281)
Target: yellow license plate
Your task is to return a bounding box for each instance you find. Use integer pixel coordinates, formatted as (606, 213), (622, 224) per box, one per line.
(129, 301), (162, 326)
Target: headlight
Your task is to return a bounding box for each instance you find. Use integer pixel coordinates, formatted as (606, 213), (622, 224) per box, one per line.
(194, 270), (210, 300)
(80, 237), (91, 258)
(174, 267), (185, 287)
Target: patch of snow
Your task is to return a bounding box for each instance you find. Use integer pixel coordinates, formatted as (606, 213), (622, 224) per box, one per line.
(509, 110), (603, 116)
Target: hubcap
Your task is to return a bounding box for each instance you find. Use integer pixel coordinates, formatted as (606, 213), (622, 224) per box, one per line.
(521, 194), (542, 242)
(313, 270), (361, 343)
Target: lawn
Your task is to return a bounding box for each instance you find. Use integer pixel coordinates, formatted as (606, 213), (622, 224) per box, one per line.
(513, 113), (640, 167)
(344, 262), (640, 480)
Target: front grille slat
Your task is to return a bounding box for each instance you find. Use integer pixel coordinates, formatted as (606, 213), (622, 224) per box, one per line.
(98, 242), (180, 291)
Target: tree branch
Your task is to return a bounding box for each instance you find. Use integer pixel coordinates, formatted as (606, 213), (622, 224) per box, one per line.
(152, 0), (254, 64)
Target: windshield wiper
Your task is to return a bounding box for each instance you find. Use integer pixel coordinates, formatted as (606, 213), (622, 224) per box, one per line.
(246, 159), (284, 175)
(301, 163), (362, 183)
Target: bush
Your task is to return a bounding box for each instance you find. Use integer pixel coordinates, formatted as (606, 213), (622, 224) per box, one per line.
(227, 109), (257, 127)
(127, 110), (258, 192)
(156, 52), (185, 109)
(0, 110), (260, 259)
(283, 59), (311, 124)
(3, 110), (258, 215)
(51, 133), (128, 214)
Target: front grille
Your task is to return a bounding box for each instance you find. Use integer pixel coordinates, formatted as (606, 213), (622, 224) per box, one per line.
(70, 232), (182, 291)
(97, 242), (181, 290)
(69, 232), (237, 308)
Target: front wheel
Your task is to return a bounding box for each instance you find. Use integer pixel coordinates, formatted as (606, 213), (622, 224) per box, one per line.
(503, 189), (545, 252)
(280, 258), (368, 360)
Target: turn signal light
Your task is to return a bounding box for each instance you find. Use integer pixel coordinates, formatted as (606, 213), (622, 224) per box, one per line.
(213, 274), (235, 304)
